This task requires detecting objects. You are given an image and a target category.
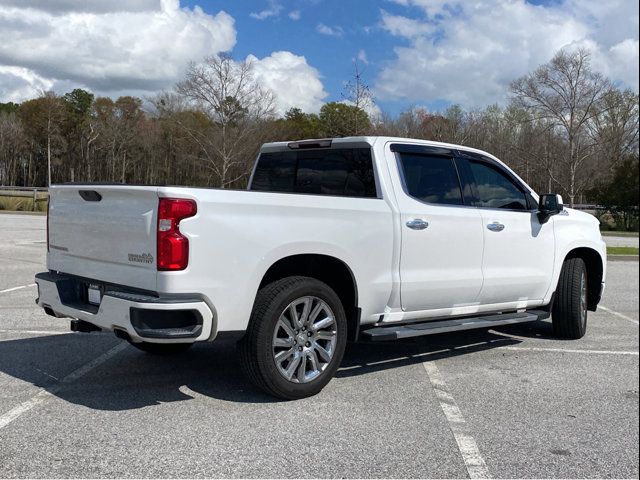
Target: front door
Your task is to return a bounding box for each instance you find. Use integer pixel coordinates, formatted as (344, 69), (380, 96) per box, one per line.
(459, 156), (555, 306)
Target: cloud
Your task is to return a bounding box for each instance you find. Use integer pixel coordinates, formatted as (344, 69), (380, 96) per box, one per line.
(288, 10), (301, 21)
(249, 1), (282, 20)
(316, 23), (344, 37)
(0, 0), (236, 100)
(0, 0), (162, 14)
(375, 0), (639, 107)
(380, 10), (433, 38)
(249, 51), (328, 115)
(357, 49), (369, 65)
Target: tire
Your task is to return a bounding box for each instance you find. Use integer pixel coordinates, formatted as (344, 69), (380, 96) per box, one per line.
(129, 341), (193, 355)
(239, 276), (348, 400)
(552, 257), (588, 339)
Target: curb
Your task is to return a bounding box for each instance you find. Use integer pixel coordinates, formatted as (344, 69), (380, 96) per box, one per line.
(0, 211), (46, 216)
(608, 255), (639, 262)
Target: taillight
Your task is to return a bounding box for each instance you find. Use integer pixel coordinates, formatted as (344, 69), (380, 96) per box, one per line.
(157, 198), (197, 271)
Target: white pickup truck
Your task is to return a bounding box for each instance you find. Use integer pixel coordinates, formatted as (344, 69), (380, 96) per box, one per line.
(36, 136), (606, 399)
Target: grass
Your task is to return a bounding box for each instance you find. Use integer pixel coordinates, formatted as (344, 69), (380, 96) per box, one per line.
(0, 195), (48, 212)
(607, 246), (639, 256)
(601, 231), (640, 237)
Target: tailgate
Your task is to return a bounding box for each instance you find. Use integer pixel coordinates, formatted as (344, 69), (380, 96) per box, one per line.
(47, 185), (159, 291)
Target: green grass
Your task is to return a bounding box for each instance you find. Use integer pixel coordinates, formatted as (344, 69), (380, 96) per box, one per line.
(607, 246), (639, 256)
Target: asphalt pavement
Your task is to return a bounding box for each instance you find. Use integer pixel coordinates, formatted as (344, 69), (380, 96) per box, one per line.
(0, 214), (638, 478)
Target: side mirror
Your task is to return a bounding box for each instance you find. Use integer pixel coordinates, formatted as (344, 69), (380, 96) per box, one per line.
(538, 193), (564, 224)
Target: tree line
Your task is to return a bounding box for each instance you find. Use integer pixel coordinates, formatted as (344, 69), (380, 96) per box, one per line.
(0, 49), (638, 226)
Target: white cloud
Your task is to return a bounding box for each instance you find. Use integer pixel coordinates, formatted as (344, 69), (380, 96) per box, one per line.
(375, 0), (639, 107)
(357, 49), (369, 65)
(0, 0), (236, 100)
(249, 1), (282, 20)
(316, 23), (344, 37)
(288, 10), (301, 21)
(380, 10), (433, 38)
(249, 51), (328, 115)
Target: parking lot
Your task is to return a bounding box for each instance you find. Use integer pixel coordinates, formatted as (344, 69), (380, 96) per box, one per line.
(0, 213), (638, 478)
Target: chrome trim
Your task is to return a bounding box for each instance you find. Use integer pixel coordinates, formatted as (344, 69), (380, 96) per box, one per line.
(406, 219), (429, 230)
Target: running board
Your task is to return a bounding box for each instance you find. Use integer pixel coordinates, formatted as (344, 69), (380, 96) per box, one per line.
(360, 310), (549, 341)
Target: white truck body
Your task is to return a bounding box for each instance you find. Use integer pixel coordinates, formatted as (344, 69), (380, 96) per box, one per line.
(36, 136), (607, 346)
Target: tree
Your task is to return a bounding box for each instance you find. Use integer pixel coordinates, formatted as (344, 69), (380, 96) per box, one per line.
(510, 49), (613, 206)
(18, 92), (65, 186)
(176, 54), (275, 187)
(342, 60), (375, 134)
(62, 88), (96, 182)
(589, 156), (639, 231)
(319, 102), (370, 138)
(281, 108), (321, 140)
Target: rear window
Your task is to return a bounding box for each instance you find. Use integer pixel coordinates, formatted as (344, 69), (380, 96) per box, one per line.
(250, 148), (377, 198)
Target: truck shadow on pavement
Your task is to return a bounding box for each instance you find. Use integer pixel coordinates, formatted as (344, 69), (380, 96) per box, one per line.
(0, 322), (549, 410)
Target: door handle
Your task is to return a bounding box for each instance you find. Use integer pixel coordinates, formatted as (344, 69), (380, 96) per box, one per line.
(487, 222), (505, 232)
(406, 219), (429, 230)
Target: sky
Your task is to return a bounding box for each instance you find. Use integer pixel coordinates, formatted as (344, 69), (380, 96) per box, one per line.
(0, 0), (638, 116)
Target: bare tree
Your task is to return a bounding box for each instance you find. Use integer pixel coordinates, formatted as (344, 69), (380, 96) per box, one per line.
(510, 49), (613, 206)
(176, 54), (275, 187)
(342, 60), (375, 134)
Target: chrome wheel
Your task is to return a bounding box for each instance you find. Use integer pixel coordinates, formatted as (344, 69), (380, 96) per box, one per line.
(580, 271), (588, 326)
(272, 296), (337, 384)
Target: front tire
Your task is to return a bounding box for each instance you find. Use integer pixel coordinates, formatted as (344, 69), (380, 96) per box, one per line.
(129, 341), (193, 355)
(552, 257), (588, 339)
(239, 276), (347, 400)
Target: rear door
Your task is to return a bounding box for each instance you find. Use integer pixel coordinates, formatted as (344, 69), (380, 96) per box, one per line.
(456, 153), (555, 306)
(390, 144), (484, 312)
(48, 185), (159, 291)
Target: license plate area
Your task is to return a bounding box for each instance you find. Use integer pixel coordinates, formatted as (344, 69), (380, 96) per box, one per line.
(86, 284), (102, 306)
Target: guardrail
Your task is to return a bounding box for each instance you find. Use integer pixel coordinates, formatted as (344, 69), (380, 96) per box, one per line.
(0, 186), (48, 211)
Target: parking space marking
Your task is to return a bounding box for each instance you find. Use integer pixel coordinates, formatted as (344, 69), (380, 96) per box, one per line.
(0, 341), (128, 430)
(501, 346), (639, 355)
(0, 329), (68, 336)
(0, 283), (36, 294)
(423, 361), (490, 479)
(599, 305), (639, 325)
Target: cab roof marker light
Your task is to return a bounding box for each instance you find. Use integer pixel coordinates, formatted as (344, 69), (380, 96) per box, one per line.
(287, 139), (332, 149)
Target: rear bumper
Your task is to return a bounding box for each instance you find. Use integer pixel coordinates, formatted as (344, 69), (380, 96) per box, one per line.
(35, 272), (215, 343)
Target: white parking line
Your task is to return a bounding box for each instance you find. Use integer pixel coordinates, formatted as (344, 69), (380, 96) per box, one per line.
(0, 283), (36, 294)
(501, 346), (639, 356)
(423, 361), (490, 479)
(0, 329), (68, 336)
(599, 305), (639, 325)
(0, 342), (128, 430)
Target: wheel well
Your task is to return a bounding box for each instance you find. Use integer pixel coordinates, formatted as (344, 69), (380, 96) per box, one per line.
(565, 247), (603, 311)
(259, 254), (360, 341)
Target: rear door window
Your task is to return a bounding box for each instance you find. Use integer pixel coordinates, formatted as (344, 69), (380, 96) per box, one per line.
(251, 148), (377, 198)
(397, 153), (464, 205)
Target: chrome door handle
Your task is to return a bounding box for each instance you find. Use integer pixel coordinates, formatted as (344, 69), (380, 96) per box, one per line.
(487, 222), (505, 232)
(406, 219), (429, 230)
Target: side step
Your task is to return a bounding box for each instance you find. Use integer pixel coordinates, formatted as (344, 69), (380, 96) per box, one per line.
(360, 310), (549, 341)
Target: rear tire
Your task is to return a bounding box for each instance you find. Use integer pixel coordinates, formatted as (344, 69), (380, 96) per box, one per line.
(129, 341), (193, 355)
(552, 257), (588, 339)
(239, 276), (347, 400)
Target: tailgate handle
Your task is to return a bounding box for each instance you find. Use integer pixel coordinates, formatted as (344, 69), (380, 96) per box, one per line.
(78, 190), (102, 202)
